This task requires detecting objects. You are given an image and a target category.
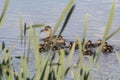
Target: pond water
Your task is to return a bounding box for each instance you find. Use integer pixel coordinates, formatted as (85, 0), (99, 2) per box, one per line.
(0, 0), (120, 80)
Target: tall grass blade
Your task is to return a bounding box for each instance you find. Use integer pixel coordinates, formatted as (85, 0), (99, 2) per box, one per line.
(115, 51), (120, 63)
(0, 0), (9, 27)
(19, 56), (24, 80)
(22, 57), (29, 80)
(27, 24), (33, 63)
(43, 63), (50, 80)
(96, 62), (103, 80)
(24, 22), (27, 37)
(86, 56), (93, 72)
(76, 37), (83, 66)
(33, 36), (39, 69)
(26, 24), (46, 30)
(68, 43), (75, 64)
(65, 42), (75, 77)
(103, 1), (115, 40)
(19, 16), (23, 46)
(2, 41), (5, 50)
(48, 70), (56, 80)
(52, 0), (74, 36)
(57, 49), (65, 80)
(40, 59), (49, 80)
(82, 14), (88, 46)
(58, 5), (75, 36)
(23, 22), (27, 56)
(106, 26), (120, 40)
(49, 0), (75, 49)
(95, 1), (115, 62)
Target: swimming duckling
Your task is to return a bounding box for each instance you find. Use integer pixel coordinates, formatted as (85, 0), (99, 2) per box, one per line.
(83, 48), (93, 55)
(39, 44), (45, 52)
(102, 42), (113, 53)
(44, 37), (66, 50)
(85, 40), (95, 48)
(58, 47), (70, 55)
(95, 39), (102, 46)
(56, 36), (66, 46)
(69, 41), (79, 50)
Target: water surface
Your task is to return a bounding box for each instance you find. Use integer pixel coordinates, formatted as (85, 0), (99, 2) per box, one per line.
(0, 0), (120, 80)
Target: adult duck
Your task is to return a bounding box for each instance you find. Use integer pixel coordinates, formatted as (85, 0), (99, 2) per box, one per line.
(40, 26), (65, 45)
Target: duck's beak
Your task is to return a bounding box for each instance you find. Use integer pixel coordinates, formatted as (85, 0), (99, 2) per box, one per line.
(40, 29), (45, 33)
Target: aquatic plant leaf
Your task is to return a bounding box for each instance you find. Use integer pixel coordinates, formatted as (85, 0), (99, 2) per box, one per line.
(0, 0), (9, 27)
(23, 57), (29, 80)
(43, 64), (50, 80)
(57, 49), (65, 79)
(96, 62), (103, 80)
(115, 51), (120, 63)
(27, 24), (33, 63)
(58, 5), (75, 36)
(106, 26), (120, 40)
(68, 42), (75, 64)
(76, 37), (83, 66)
(82, 14), (88, 46)
(48, 70), (56, 80)
(24, 22), (27, 36)
(19, 56), (30, 80)
(52, 0), (74, 36)
(2, 41), (5, 50)
(84, 72), (89, 80)
(19, 16), (23, 46)
(64, 67), (71, 77)
(95, 1), (115, 62)
(33, 36), (40, 69)
(26, 24), (46, 30)
(19, 56), (24, 80)
(23, 22), (27, 50)
(103, 1), (115, 40)
(40, 60), (49, 80)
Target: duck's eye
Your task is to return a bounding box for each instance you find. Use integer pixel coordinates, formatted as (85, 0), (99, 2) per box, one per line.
(58, 38), (61, 40)
(45, 28), (49, 31)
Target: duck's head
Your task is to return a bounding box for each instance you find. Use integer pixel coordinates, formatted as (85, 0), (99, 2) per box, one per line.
(57, 36), (65, 43)
(39, 44), (44, 48)
(83, 48), (88, 52)
(40, 26), (51, 33)
(69, 41), (74, 49)
(40, 26), (52, 38)
(83, 48), (93, 55)
(96, 39), (102, 46)
(86, 40), (92, 45)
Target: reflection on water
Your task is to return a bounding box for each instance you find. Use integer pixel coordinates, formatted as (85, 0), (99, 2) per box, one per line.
(0, 0), (120, 80)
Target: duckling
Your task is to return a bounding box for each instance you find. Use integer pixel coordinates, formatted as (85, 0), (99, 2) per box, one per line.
(55, 36), (66, 48)
(58, 47), (70, 55)
(85, 40), (95, 48)
(69, 41), (79, 50)
(83, 48), (93, 55)
(39, 44), (45, 52)
(95, 39), (102, 46)
(102, 42), (113, 53)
